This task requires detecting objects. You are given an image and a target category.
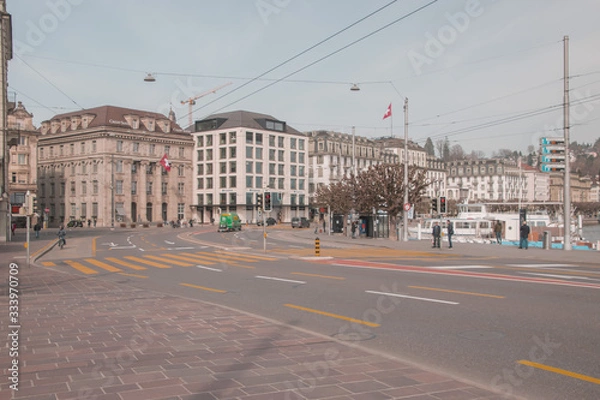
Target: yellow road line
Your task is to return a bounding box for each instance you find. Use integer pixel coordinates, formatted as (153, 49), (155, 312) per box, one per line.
(518, 360), (600, 385)
(180, 252), (222, 263)
(196, 251), (259, 263)
(216, 252), (278, 261)
(144, 254), (193, 267)
(291, 272), (345, 280)
(119, 273), (148, 279)
(64, 260), (98, 275)
(105, 257), (147, 271)
(92, 237), (97, 257)
(409, 286), (505, 299)
(84, 258), (122, 273)
(180, 283), (227, 293)
(124, 256), (171, 269)
(284, 304), (380, 327)
(41, 261), (56, 267)
(161, 253), (217, 265)
(181, 253), (254, 269)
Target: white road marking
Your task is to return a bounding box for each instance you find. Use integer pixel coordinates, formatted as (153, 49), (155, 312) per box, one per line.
(521, 272), (600, 281)
(139, 248), (145, 252)
(507, 264), (576, 268)
(365, 290), (459, 305)
(196, 265), (222, 272)
(165, 240), (175, 245)
(174, 247), (195, 250)
(430, 265), (493, 270)
(110, 245), (136, 250)
(255, 276), (306, 284)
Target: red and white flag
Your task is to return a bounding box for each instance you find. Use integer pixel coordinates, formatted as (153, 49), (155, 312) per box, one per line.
(160, 153), (171, 172)
(382, 103), (392, 120)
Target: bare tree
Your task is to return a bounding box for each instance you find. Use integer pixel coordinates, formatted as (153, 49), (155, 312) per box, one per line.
(448, 144), (465, 161)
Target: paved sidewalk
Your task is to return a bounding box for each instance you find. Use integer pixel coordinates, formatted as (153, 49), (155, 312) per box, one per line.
(1, 231), (512, 399)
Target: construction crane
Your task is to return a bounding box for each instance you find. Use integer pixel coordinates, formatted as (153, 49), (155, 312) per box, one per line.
(181, 82), (233, 128)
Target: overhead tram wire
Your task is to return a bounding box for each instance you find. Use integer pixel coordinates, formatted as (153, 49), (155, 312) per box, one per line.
(175, 0), (400, 125)
(9, 86), (61, 114)
(15, 54), (85, 110)
(196, 0), (439, 121)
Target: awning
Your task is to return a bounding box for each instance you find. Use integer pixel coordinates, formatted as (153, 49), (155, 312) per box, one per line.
(116, 207), (127, 216)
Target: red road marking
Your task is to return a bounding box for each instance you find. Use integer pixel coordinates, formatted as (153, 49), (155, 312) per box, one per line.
(316, 259), (600, 290)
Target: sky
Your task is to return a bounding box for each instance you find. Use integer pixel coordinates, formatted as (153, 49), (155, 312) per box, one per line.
(6, 0), (600, 157)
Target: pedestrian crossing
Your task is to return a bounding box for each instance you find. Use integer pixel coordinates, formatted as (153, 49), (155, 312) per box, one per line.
(46, 251), (279, 275)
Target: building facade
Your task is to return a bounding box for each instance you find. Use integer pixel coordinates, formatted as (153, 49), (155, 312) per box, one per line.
(37, 106), (193, 228)
(191, 110), (308, 224)
(549, 172), (592, 203)
(446, 159), (526, 202)
(7, 101), (39, 222)
(522, 164), (550, 202)
(425, 155), (447, 200)
(307, 130), (398, 194)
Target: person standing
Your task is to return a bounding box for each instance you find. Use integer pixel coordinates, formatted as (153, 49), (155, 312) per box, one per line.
(34, 222), (41, 239)
(519, 220), (530, 250)
(432, 222), (441, 248)
(351, 221), (357, 239)
(446, 220), (454, 249)
(494, 221), (503, 244)
(57, 225), (66, 249)
(11, 222), (16, 236)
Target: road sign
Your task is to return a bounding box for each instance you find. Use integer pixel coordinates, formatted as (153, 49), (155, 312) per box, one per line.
(45, 208), (50, 213)
(403, 203), (411, 211)
(540, 137), (566, 172)
(541, 164), (566, 172)
(541, 137), (565, 146)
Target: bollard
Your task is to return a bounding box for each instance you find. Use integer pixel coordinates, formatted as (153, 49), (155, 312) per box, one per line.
(315, 237), (320, 257)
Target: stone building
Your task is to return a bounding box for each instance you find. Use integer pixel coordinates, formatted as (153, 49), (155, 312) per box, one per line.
(549, 172), (592, 203)
(36, 106), (193, 227)
(191, 110), (308, 224)
(7, 101), (39, 225)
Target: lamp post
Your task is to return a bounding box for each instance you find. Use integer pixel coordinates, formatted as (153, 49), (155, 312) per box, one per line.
(403, 98), (409, 242)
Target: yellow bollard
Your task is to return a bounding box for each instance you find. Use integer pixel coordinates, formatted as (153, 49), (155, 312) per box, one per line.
(315, 237), (320, 257)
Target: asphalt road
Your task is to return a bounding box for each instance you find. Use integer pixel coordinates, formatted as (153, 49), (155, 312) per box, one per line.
(39, 225), (600, 400)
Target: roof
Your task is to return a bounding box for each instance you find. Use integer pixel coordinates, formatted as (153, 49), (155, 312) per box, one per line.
(195, 110), (302, 135)
(44, 105), (186, 134)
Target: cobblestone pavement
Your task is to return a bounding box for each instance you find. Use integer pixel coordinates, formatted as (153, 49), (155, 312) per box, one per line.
(1, 230), (514, 400)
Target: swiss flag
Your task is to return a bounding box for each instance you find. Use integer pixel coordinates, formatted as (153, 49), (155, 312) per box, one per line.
(160, 153), (171, 172)
(382, 103), (392, 120)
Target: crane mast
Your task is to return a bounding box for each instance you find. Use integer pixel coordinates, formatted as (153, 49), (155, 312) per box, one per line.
(181, 82), (232, 128)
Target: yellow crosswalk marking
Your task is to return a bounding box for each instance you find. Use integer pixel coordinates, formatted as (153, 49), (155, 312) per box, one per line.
(105, 257), (147, 271)
(41, 261), (56, 267)
(180, 252), (225, 263)
(184, 252), (254, 269)
(196, 251), (261, 263)
(144, 255), (193, 267)
(215, 252), (278, 261)
(180, 283), (226, 293)
(160, 253), (217, 265)
(124, 256), (171, 269)
(64, 260), (98, 275)
(85, 259), (122, 273)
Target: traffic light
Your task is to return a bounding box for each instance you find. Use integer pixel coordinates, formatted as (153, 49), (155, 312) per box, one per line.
(32, 194), (38, 214)
(439, 196), (446, 213)
(540, 137), (566, 172)
(431, 198), (438, 213)
(257, 193), (263, 210)
(264, 192), (272, 212)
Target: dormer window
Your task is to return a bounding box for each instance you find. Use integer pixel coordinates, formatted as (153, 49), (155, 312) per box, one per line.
(132, 119), (139, 129)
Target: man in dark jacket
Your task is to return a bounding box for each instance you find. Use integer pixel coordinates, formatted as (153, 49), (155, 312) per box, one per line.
(432, 222), (441, 248)
(446, 220), (454, 249)
(519, 221), (530, 249)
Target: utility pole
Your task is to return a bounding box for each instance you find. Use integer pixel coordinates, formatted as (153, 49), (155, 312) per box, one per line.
(563, 35), (572, 251)
(402, 98), (409, 242)
(111, 154), (115, 228)
(0, 1), (12, 243)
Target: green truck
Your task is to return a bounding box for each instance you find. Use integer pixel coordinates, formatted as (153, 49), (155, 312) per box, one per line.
(218, 213), (242, 232)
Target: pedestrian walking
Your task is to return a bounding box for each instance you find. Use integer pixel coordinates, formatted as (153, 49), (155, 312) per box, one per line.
(494, 220), (503, 244)
(446, 220), (454, 249)
(87, 219), (91, 227)
(322, 220), (326, 233)
(11, 222), (16, 236)
(351, 221), (357, 239)
(57, 225), (66, 249)
(432, 222), (441, 248)
(34, 222), (41, 239)
(519, 220), (530, 250)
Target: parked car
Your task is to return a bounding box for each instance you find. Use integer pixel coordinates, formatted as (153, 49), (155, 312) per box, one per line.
(257, 217), (277, 226)
(67, 220), (84, 228)
(291, 217), (310, 228)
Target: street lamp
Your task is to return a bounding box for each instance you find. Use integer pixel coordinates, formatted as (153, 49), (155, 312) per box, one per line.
(144, 73), (156, 82)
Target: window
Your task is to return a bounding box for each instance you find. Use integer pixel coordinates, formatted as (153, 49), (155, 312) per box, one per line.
(178, 182), (184, 196)
(18, 154), (26, 165)
(146, 181), (153, 194)
(246, 131), (253, 143)
(290, 138), (296, 149)
(70, 144), (74, 155)
(131, 162), (138, 174)
(269, 163), (276, 174)
(219, 132), (227, 144)
(178, 165), (184, 177)
(179, 147), (185, 158)
(116, 180), (123, 195)
(197, 149), (204, 161)
(71, 203), (76, 217)
(255, 148), (262, 159)
(256, 133), (263, 145)
(290, 165), (297, 176)
(220, 162), (227, 174)
(92, 202), (98, 217)
(50, 183), (55, 197)
(229, 147), (236, 158)
(266, 120), (284, 131)
(246, 161), (253, 173)
(132, 181), (137, 195)
(278, 164), (284, 175)
(206, 194), (213, 205)
(290, 152), (297, 163)
(299, 139), (305, 150)
(255, 176), (263, 188)
(116, 160), (123, 173)
(220, 177), (227, 188)
(177, 203), (185, 221)
(278, 178), (284, 189)
(229, 161), (236, 173)
(269, 149), (276, 161)
(278, 150), (284, 162)
(246, 176), (253, 188)
(246, 146), (253, 159)
(197, 164), (204, 175)
(278, 136), (284, 148)
(81, 203), (87, 218)
(93, 181), (98, 194)
(229, 176), (237, 188)
(255, 162), (263, 174)
(206, 178), (213, 189)
(299, 179), (305, 190)
(206, 163), (213, 174)
(70, 181), (76, 195)
(269, 135), (276, 147)
(197, 136), (204, 147)
(197, 178), (204, 189)
(93, 163), (98, 173)
(92, 141), (97, 153)
(149, 144), (156, 155)
(299, 166), (305, 176)
(81, 181), (87, 195)
(71, 164), (76, 175)
(206, 149), (213, 161)
(116, 140), (123, 152)
(229, 132), (236, 144)
(133, 142), (139, 153)
(81, 142), (85, 154)
(269, 177), (276, 188)
(206, 135), (213, 146)
(291, 179), (297, 190)
(197, 193), (204, 205)
(220, 193), (227, 205)
(82, 163), (87, 174)
(164, 145), (170, 156)
(229, 193), (236, 205)
(299, 152), (305, 163)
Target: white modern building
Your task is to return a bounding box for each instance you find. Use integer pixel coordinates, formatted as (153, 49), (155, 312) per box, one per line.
(191, 110), (308, 224)
(522, 163), (550, 202)
(425, 155), (447, 199)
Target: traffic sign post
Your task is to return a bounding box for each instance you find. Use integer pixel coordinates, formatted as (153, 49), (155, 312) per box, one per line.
(540, 137), (566, 172)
